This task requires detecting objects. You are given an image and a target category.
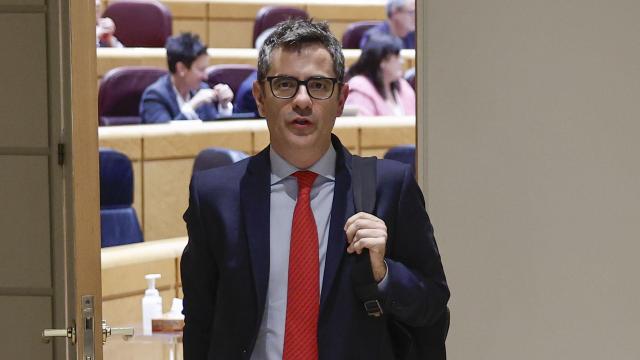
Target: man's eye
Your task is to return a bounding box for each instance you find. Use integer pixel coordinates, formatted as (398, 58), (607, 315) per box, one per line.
(277, 80), (295, 89)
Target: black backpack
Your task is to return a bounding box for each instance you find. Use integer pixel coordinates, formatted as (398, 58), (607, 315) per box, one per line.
(351, 155), (450, 360)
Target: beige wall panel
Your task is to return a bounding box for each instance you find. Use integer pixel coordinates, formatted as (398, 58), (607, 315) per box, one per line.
(331, 126), (359, 152)
(0, 0), (45, 8)
(103, 288), (174, 327)
(0, 156), (51, 288)
(0, 296), (52, 360)
(99, 136), (142, 161)
(104, 340), (168, 360)
(208, 20), (253, 48)
(0, 14), (48, 148)
(359, 148), (386, 158)
(144, 130), (253, 159)
(102, 258), (175, 298)
(208, 3), (303, 20)
(425, 1), (640, 359)
(164, 1), (207, 18)
(173, 19), (208, 42)
(307, 4), (385, 21)
(360, 125), (415, 148)
(253, 127), (270, 153)
(144, 159), (193, 240)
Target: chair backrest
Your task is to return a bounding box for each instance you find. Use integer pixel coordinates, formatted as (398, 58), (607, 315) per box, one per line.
(384, 145), (416, 175)
(252, 6), (308, 47)
(192, 147), (249, 173)
(99, 148), (143, 247)
(98, 66), (167, 125)
(341, 21), (382, 49)
(206, 64), (257, 95)
(102, 0), (172, 47)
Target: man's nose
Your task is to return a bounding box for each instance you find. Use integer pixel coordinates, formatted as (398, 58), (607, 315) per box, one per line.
(292, 84), (313, 111)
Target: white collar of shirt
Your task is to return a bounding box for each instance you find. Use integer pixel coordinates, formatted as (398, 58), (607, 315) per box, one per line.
(269, 145), (336, 185)
(173, 83), (191, 107)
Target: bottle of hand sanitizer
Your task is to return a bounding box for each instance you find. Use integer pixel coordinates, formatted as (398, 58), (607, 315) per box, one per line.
(142, 274), (163, 335)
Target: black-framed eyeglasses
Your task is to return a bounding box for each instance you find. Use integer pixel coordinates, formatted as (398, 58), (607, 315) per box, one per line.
(265, 76), (339, 100)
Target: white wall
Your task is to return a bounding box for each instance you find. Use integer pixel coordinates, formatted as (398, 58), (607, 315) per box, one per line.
(421, 1), (640, 359)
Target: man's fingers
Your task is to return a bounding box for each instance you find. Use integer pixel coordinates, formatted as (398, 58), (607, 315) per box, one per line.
(346, 237), (385, 254)
(344, 215), (387, 243)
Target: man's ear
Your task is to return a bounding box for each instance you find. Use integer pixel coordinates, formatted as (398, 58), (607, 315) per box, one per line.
(175, 62), (187, 76)
(336, 83), (349, 117)
(252, 80), (266, 117)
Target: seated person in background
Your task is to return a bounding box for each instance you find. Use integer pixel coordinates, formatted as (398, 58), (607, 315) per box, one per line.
(234, 71), (258, 114)
(95, 0), (123, 48)
(139, 33), (234, 123)
(345, 33), (416, 116)
(360, 0), (415, 49)
(233, 27), (276, 116)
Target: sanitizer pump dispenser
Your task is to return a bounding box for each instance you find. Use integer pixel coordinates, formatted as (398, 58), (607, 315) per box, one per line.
(142, 273), (163, 335)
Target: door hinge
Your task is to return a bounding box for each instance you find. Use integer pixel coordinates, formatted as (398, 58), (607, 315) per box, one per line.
(57, 143), (65, 165)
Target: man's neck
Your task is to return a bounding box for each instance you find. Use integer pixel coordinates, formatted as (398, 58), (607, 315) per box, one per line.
(271, 142), (332, 170)
(171, 75), (190, 100)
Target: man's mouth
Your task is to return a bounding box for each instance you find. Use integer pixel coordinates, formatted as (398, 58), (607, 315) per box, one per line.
(292, 118), (312, 126)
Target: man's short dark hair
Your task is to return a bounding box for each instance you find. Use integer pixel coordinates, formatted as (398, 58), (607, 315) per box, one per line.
(165, 33), (208, 74)
(256, 19), (345, 84)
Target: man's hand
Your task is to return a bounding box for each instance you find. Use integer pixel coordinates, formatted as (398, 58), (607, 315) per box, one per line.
(213, 84), (234, 106)
(344, 212), (388, 282)
(188, 89), (217, 109)
(97, 17), (116, 37)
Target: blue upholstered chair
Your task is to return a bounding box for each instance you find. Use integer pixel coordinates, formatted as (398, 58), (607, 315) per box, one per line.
(99, 148), (143, 247)
(384, 145), (416, 175)
(192, 147), (249, 173)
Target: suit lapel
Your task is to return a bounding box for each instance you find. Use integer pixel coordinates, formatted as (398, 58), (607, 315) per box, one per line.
(240, 147), (271, 324)
(162, 75), (182, 117)
(320, 136), (355, 310)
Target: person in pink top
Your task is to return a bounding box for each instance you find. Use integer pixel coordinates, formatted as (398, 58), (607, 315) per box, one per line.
(345, 33), (415, 116)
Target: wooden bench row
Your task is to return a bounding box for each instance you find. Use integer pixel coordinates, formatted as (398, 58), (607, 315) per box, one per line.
(101, 0), (387, 48)
(97, 48), (416, 80)
(98, 116), (416, 242)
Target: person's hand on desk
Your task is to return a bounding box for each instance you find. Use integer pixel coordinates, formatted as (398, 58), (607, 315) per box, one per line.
(213, 83), (234, 107)
(188, 89), (217, 109)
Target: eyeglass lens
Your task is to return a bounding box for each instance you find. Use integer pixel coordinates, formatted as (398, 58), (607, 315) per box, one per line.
(270, 77), (335, 99)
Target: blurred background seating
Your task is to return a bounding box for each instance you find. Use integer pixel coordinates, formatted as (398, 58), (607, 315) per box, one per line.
(99, 148), (144, 247)
(384, 144), (416, 175)
(98, 66), (167, 125)
(192, 147), (249, 173)
(103, 0), (172, 47)
(252, 6), (309, 47)
(341, 20), (381, 49)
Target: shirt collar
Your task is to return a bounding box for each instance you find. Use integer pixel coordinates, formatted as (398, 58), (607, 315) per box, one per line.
(270, 145), (336, 185)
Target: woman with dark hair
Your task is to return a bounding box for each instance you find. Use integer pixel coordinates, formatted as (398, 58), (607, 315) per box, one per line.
(345, 33), (415, 116)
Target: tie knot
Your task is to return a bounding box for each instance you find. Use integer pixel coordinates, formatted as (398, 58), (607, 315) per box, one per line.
(293, 171), (318, 191)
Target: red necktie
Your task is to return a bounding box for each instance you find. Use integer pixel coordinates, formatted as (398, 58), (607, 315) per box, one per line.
(283, 171), (320, 360)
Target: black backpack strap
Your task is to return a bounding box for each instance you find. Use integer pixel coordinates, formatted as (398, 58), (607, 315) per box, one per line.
(351, 155), (384, 317)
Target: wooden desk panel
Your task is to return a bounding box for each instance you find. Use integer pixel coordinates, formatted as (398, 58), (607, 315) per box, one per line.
(98, 116), (415, 241)
(97, 48), (415, 80)
(105, 0), (386, 46)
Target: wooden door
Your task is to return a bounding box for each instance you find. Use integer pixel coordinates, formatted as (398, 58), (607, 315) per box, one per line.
(0, 0), (103, 358)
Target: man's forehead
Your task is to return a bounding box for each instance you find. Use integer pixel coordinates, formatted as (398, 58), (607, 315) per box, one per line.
(268, 44), (335, 75)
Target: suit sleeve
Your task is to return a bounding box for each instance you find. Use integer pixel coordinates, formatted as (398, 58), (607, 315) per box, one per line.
(181, 175), (219, 359)
(139, 88), (190, 123)
(379, 166), (450, 327)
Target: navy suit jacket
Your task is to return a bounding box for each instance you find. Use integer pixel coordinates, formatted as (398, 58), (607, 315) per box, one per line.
(234, 70), (258, 115)
(181, 135), (449, 359)
(359, 22), (416, 49)
(139, 74), (220, 123)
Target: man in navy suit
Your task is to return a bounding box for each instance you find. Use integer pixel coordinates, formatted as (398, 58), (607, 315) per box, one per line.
(139, 33), (234, 123)
(360, 0), (416, 49)
(181, 19), (448, 359)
